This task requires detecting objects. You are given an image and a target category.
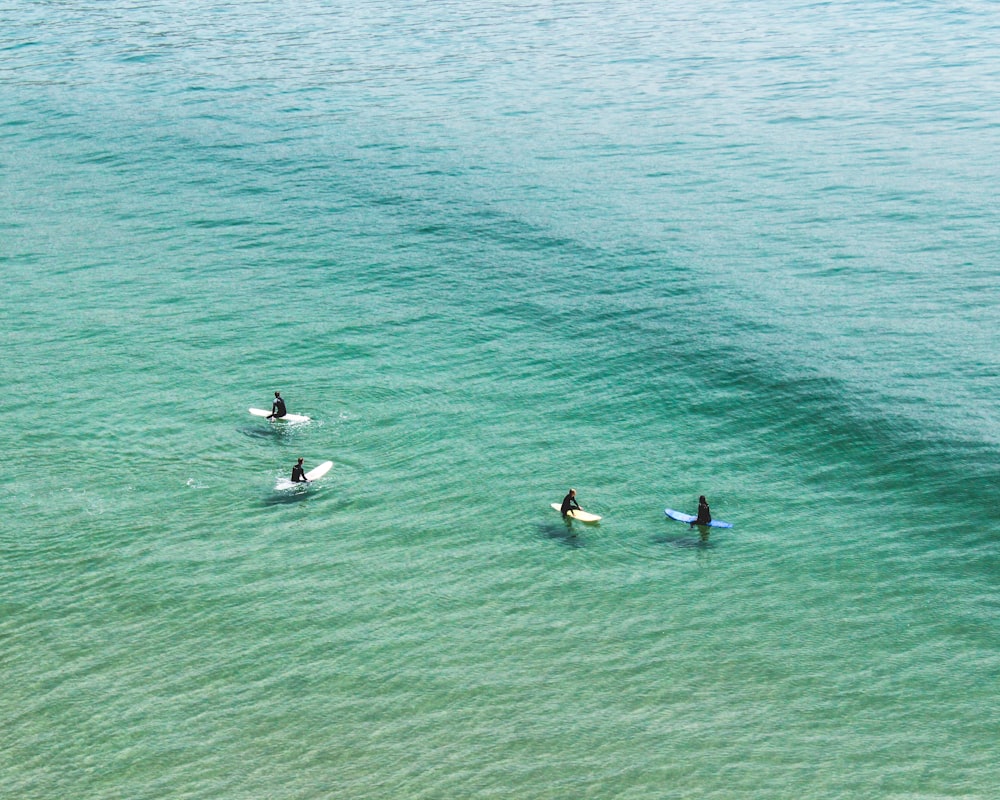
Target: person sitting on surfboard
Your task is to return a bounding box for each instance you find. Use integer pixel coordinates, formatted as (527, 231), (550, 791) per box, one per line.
(693, 495), (712, 526)
(560, 489), (581, 518)
(267, 391), (287, 420)
(291, 458), (308, 483)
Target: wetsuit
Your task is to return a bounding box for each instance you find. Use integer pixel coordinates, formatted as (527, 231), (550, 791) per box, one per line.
(291, 464), (307, 482)
(560, 493), (581, 517)
(271, 396), (287, 418)
(695, 499), (712, 525)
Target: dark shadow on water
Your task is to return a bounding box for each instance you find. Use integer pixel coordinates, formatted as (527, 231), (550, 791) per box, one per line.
(538, 520), (586, 548)
(654, 525), (715, 550)
(262, 487), (314, 506)
(239, 424), (299, 441)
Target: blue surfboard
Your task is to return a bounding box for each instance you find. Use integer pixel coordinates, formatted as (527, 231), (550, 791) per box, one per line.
(664, 508), (733, 528)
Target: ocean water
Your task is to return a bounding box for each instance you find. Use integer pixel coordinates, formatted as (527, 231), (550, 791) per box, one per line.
(2, 1), (999, 797)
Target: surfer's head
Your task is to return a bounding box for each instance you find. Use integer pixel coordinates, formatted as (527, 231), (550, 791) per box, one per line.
(297, 457), (303, 465)
(699, 495), (707, 503)
(275, 391), (281, 397)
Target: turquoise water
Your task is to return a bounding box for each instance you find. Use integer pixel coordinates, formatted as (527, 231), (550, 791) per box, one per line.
(2, 1), (999, 797)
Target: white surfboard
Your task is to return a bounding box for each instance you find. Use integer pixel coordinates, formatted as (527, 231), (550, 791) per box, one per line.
(550, 502), (602, 522)
(250, 407), (311, 423)
(275, 460), (332, 490)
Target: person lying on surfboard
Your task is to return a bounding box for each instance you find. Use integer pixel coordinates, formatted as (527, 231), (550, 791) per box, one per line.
(291, 458), (308, 483)
(267, 391), (287, 420)
(692, 495), (711, 526)
(560, 489), (582, 518)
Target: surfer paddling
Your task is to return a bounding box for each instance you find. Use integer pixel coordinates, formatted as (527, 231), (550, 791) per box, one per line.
(560, 489), (582, 518)
(291, 458), (308, 483)
(267, 391), (287, 420)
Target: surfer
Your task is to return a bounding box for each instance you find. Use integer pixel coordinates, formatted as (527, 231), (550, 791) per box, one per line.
(560, 489), (581, 518)
(291, 458), (308, 483)
(692, 495), (712, 526)
(267, 391), (287, 420)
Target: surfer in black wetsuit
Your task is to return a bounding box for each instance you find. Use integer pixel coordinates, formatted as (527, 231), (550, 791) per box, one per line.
(560, 489), (581, 518)
(692, 495), (712, 526)
(267, 391), (287, 420)
(291, 458), (308, 483)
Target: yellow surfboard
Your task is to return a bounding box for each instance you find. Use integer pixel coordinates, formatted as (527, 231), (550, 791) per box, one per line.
(550, 502), (601, 522)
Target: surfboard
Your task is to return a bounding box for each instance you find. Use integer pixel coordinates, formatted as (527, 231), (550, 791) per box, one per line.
(551, 502), (602, 522)
(664, 508), (733, 528)
(250, 407), (311, 423)
(275, 460), (332, 490)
